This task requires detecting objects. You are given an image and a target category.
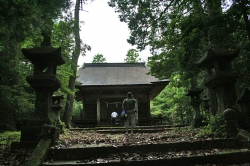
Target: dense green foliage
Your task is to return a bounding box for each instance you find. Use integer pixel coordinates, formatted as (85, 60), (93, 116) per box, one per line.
(0, 0), (73, 130)
(108, 0), (250, 81)
(0, 131), (20, 149)
(72, 100), (83, 119)
(0, 0), (94, 130)
(109, 0), (250, 126)
(151, 74), (192, 125)
(2, 0), (250, 132)
(197, 115), (227, 137)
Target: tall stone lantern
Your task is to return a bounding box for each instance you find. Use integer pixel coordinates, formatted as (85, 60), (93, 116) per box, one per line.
(21, 44), (65, 142)
(194, 48), (239, 115)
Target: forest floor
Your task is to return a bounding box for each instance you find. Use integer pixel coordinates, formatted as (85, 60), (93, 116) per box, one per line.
(1, 126), (250, 166)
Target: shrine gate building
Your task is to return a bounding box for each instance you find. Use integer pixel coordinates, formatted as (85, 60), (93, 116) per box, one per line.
(75, 62), (169, 126)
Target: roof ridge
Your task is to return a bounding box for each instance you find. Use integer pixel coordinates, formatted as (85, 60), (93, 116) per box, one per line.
(83, 62), (146, 67)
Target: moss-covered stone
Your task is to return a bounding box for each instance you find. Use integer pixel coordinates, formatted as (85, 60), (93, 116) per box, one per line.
(25, 139), (52, 166)
(236, 128), (250, 148)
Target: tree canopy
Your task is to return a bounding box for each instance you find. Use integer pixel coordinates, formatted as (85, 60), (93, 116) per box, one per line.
(2, 0), (250, 130)
(0, 0), (76, 130)
(108, 0), (250, 124)
(92, 53), (107, 63)
(108, 0), (250, 85)
(124, 48), (142, 63)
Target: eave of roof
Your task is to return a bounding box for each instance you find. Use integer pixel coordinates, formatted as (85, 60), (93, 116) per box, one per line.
(77, 62), (166, 86)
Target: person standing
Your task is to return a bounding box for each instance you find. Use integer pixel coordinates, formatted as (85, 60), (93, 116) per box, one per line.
(111, 111), (118, 127)
(122, 92), (136, 135)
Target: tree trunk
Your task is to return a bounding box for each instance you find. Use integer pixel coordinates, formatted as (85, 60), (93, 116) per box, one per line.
(180, 108), (184, 124)
(63, 0), (81, 128)
(240, 1), (250, 42)
(206, 0), (223, 47)
(63, 76), (76, 128)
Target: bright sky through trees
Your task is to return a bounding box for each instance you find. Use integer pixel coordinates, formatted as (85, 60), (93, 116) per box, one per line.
(78, 0), (150, 65)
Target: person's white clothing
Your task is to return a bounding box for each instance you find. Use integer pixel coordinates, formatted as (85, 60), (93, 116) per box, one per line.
(111, 112), (118, 118)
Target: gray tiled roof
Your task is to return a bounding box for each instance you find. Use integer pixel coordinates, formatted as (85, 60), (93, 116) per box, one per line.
(77, 63), (163, 85)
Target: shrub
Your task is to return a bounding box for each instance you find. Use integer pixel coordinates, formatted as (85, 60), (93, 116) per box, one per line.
(197, 115), (227, 137)
(0, 131), (20, 149)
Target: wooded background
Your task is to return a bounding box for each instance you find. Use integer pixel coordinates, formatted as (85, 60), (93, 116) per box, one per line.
(1, 0), (250, 130)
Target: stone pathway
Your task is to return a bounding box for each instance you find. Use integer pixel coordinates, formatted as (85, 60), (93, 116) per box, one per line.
(40, 125), (250, 166)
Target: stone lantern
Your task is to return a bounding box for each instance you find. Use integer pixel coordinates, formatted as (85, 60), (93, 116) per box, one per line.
(186, 89), (203, 127)
(22, 47), (65, 125)
(194, 48), (239, 115)
(226, 89), (250, 136)
(21, 43), (65, 142)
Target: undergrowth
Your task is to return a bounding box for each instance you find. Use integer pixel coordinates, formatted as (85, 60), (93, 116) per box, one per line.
(0, 131), (20, 149)
(197, 115), (227, 137)
(171, 115), (227, 138)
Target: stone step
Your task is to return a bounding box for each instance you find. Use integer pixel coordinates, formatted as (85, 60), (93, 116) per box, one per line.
(70, 125), (188, 134)
(70, 124), (188, 131)
(41, 138), (249, 165)
(96, 128), (166, 134)
(42, 149), (250, 165)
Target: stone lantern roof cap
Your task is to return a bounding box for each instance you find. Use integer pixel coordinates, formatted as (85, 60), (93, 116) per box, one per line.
(194, 48), (240, 67)
(22, 46), (65, 66)
(186, 88), (203, 96)
(52, 95), (64, 99)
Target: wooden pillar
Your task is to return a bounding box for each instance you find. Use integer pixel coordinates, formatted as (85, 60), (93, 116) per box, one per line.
(135, 98), (138, 124)
(147, 94), (151, 118)
(81, 100), (85, 120)
(81, 94), (86, 120)
(97, 98), (100, 126)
